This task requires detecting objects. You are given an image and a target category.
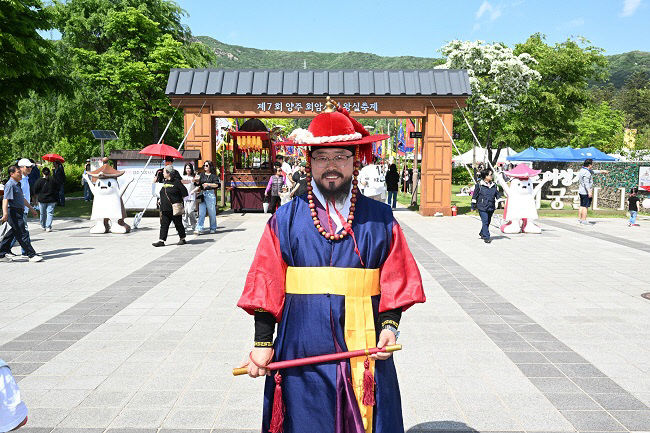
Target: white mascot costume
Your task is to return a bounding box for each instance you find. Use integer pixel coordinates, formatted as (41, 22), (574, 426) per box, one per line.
(82, 158), (133, 234)
(497, 164), (547, 234)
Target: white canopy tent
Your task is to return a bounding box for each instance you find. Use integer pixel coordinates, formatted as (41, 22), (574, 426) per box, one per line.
(452, 147), (516, 166)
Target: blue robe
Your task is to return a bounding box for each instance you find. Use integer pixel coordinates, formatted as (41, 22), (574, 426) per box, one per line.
(239, 193), (425, 433)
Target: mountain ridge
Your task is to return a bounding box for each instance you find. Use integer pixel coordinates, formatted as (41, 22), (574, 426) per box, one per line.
(195, 36), (649, 88)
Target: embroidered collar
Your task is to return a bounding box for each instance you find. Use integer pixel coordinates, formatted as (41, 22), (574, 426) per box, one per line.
(480, 180), (495, 187)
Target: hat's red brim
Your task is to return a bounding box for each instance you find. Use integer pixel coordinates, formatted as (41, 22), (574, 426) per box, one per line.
(274, 134), (389, 147)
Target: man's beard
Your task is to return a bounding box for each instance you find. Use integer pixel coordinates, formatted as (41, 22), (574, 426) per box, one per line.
(314, 173), (352, 204)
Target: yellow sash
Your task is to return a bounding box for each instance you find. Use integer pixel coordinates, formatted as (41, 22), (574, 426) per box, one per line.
(285, 266), (380, 433)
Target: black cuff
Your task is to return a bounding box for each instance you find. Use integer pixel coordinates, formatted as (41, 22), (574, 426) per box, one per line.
(254, 310), (276, 344)
(378, 308), (402, 329)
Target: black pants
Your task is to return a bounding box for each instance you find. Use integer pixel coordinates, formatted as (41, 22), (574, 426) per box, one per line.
(479, 210), (494, 239)
(159, 212), (185, 241)
(0, 208), (36, 258)
(268, 195), (281, 214)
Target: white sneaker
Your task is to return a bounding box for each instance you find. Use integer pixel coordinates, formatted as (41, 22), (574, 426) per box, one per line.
(29, 255), (43, 263)
(45, 227), (52, 232)
(0, 256), (12, 263)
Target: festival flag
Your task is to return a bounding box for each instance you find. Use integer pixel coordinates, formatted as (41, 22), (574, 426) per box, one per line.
(397, 121), (406, 156)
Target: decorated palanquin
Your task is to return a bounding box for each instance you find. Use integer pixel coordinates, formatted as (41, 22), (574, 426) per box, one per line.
(227, 119), (275, 211)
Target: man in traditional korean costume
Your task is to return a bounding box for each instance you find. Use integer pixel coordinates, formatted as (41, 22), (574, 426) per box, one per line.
(238, 98), (426, 433)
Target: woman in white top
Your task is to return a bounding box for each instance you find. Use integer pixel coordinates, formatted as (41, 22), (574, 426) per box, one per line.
(181, 163), (197, 232)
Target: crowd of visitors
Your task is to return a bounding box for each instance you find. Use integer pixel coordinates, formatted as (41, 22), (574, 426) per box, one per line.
(262, 155), (419, 212)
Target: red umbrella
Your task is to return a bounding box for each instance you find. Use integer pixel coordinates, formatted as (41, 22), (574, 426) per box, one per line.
(43, 153), (65, 163)
(139, 143), (183, 159)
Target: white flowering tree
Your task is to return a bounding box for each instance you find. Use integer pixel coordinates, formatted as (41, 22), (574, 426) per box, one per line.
(439, 40), (541, 166)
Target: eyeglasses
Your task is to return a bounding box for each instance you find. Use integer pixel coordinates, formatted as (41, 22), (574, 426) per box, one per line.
(311, 155), (353, 167)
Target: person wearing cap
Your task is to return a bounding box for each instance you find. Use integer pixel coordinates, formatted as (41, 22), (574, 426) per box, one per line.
(237, 98), (425, 433)
(1, 165), (42, 262)
(8, 159), (37, 256)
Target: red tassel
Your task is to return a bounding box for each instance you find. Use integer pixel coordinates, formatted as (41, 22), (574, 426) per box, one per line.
(362, 357), (375, 406)
(269, 372), (285, 433)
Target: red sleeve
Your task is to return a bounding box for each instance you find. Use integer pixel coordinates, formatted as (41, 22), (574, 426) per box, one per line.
(237, 218), (287, 321)
(379, 221), (426, 312)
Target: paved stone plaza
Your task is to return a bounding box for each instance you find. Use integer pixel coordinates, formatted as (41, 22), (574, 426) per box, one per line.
(1, 210), (649, 433)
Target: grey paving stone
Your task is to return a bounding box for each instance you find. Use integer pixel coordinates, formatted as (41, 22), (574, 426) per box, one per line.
(493, 340), (536, 352)
(128, 390), (181, 408)
(543, 352), (589, 364)
(51, 429), (105, 433)
(518, 332), (560, 342)
(58, 405), (122, 428)
(590, 392), (649, 410)
(162, 408), (218, 429)
(16, 351), (59, 362)
(406, 421), (483, 431)
(560, 410), (626, 431)
(109, 408), (170, 428)
(160, 430), (211, 433)
(572, 377), (628, 394)
(31, 323), (68, 333)
(0, 341), (34, 351)
(509, 324), (546, 333)
(19, 331), (57, 342)
(529, 377), (583, 393)
(484, 331), (525, 342)
(106, 430), (157, 433)
(39, 339), (81, 351)
(556, 363), (606, 378)
(528, 341), (573, 352)
(7, 362), (44, 375)
(543, 392), (601, 410)
(517, 363), (565, 378)
(505, 351), (548, 363)
(79, 391), (134, 407)
(609, 409), (650, 431)
(16, 429), (54, 433)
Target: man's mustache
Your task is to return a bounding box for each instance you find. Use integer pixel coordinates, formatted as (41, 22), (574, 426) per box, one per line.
(321, 170), (344, 179)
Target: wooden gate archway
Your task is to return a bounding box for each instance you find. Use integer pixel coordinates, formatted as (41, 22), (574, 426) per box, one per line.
(166, 69), (470, 216)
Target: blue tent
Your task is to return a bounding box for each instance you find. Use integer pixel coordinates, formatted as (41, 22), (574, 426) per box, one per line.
(573, 147), (617, 161)
(507, 147), (556, 161)
(507, 146), (617, 162)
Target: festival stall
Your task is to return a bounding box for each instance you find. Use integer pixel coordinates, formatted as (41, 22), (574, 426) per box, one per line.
(227, 118), (274, 212)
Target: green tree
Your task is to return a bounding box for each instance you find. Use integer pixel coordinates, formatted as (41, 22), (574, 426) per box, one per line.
(439, 40), (541, 165)
(510, 34), (609, 148)
(615, 71), (650, 130)
(571, 102), (624, 153)
(1, 0), (215, 168)
(0, 0), (62, 127)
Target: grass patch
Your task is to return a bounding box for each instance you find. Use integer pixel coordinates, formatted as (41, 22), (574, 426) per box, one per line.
(398, 184), (642, 219)
(52, 192), (230, 219)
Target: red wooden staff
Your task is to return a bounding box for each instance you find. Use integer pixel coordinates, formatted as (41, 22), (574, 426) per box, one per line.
(232, 344), (402, 376)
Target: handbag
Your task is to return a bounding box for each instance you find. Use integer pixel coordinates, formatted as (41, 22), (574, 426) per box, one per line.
(164, 185), (184, 216)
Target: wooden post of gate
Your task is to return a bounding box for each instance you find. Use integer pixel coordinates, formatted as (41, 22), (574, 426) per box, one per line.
(420, 106), (453, 216)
